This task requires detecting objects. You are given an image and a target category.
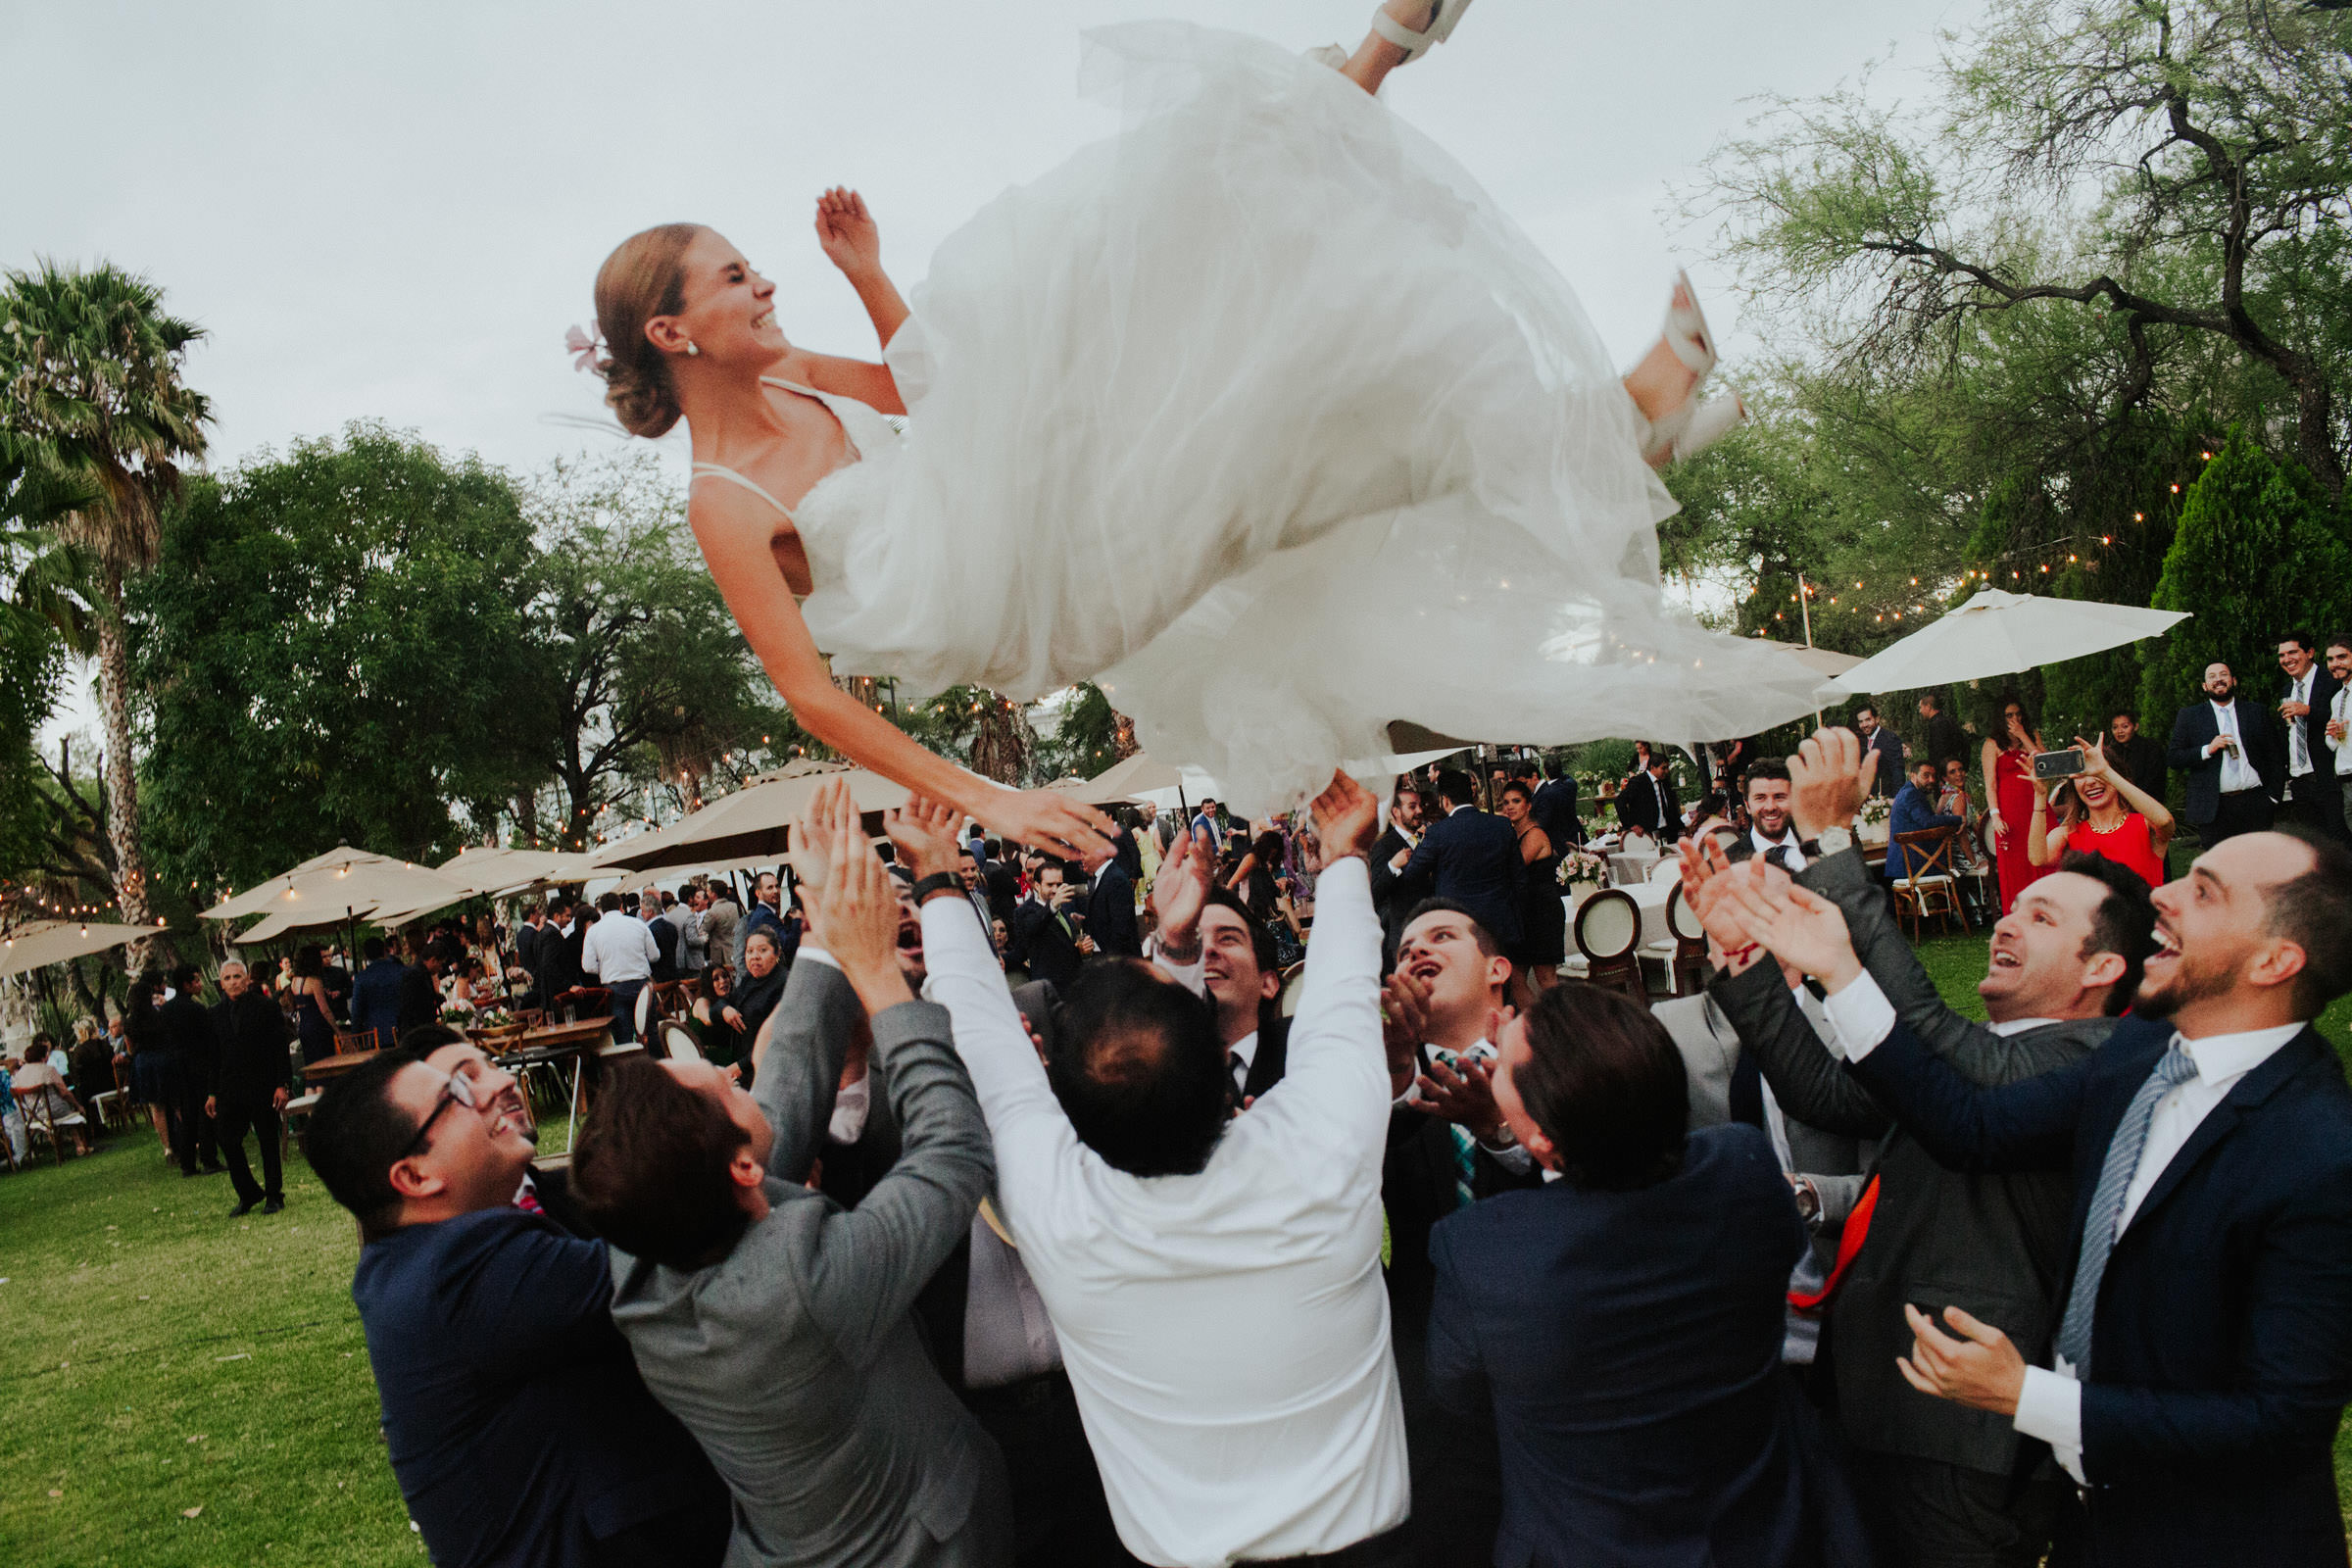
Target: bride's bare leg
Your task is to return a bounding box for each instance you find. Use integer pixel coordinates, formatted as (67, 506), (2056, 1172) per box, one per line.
(1621, 276), (1708, 424)
(1341, 0), (1436, 95)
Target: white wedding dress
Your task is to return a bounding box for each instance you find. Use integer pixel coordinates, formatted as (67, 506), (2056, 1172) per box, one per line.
(766, 23), (1830, 812)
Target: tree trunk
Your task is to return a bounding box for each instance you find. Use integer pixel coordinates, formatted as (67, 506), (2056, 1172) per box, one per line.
(969, 692), (1035, 787)
(93, 574), (164, 968)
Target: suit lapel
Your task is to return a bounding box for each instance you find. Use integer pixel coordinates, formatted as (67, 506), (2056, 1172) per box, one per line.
(2120, 1028), (2325, 1237)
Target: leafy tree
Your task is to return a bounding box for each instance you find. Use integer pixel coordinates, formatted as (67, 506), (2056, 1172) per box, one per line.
(132, 425), (541, 897)
(512, 454), (786, 849)
(0, 262), (209, 936)
(2139, 429), (2352, 725)
(1037, 683), (1124, 782)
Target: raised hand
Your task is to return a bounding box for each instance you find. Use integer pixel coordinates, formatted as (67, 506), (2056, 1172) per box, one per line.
(990, 788), (1114, 862)
(886, 793), (966, 882)
(2071, 734), (2115, 783)
(1716, 858), (1863, 992)
(802, 796), (915, 1013)
(1414, 1054), (1505, 1143)
(813, 186), (883, 277)
(787, 776), (855, 893)
(1380, 967), (1435, 1095)
(1307, 770), (1380, 862)
(1788, 727), (1870, 842)
(1676, 835), (1762, 971)
(1151, 826), (1215, 960)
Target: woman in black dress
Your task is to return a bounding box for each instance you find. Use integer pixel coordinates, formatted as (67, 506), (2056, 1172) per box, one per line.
(1498, 779), (1566, 999)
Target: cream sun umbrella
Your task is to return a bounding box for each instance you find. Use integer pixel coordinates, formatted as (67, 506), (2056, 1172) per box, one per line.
(0, 919), (165, 981)
(1833, 590), (2190, 693)
(588, 761), (908, 875)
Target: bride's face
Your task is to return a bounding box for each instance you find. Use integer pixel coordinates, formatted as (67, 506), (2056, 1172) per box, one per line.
(662, 229), (790, 365)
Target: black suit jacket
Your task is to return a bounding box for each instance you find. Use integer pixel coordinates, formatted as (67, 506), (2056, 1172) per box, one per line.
(2166, 698), (2283, 825)
(397, 964), (440, 1034)
(647, 915), (679, 982)
(1924, 711), (1971, 769)
(2109, 732), (2170, 807)
(1614, 772), (1683, 843)
(1399, 807), (1525, 946)
(514, 922), (544, 979)
(1849, 1015), (2352, 1567)
(1008, 898), (1083, 988)
(2283, 665), (2345, 797)
(158, 992), (217, 1078)
(1368, 825), (1434, 958)
(1079, 863), (1141, 957)
(1531, 777), (1583, 849)
(208, 990), (292, 1103)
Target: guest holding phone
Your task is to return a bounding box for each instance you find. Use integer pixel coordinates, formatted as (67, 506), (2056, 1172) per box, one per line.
(2026, 738), (2174, 888)
(1981, 691), (2050, 913)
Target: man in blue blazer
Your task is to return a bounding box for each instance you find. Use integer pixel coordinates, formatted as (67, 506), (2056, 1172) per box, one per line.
(1398, 768), (1524, 949)
(1727, 826), (2352, 1568)
(2166, 662), (2282, 847)
(1884, 756), (1964, 881)
(305, 1050), (728, 1568)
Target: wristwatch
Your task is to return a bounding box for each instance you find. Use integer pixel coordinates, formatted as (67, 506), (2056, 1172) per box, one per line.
(1791, 1177), (1821, 1223)
(1806, 825), (1853, 858)
(910, 872), (963, 905)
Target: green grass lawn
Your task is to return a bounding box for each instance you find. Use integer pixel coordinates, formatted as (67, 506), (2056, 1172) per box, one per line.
(5, 945), (2351, 1563)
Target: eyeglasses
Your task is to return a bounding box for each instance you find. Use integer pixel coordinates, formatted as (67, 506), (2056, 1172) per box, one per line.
(401, 1069), (479, 1157)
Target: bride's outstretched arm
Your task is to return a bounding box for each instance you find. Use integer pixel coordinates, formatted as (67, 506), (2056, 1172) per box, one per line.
(808, 186), (909, 415)
(695, 506), (1113, 858)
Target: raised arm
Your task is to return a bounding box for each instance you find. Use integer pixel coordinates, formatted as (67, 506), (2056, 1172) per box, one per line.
(688, 499), (1110, 858)
(805, 187), (908, 414)
(1259, 775), (1390, 1153)
(2077, 735), (2176, 856)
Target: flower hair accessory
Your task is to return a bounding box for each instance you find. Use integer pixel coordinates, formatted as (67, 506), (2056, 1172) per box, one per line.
(564, 320), (605, 374)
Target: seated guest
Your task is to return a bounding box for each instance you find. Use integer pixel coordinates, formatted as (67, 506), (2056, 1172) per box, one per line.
(305, 1050), (727, 1568)
(2025, 737), (2173, 889)
(913, 773), (1413, 1565)
(1729, 825), (2352, 1568)
(571, 781), (1007, 1568)
(1885, 756), (1964, 882)
(12, 1039), (92, 1154)
(1429, 982), (1828, 1565)
(353, 937), (407, 1050)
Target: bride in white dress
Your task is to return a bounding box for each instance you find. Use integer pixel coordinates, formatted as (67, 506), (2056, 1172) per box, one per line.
(580, 1), (1828, 843)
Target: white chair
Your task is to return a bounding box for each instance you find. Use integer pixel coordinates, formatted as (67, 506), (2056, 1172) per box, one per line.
(1646, 857), (1684, 884)
(658, 1022), (704, 1063)
(634, 983), (659, 1042)
(1564, 888), (1644, 1004)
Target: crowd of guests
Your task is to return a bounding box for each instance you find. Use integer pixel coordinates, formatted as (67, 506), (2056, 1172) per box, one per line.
(295, 715), (2352, 1568)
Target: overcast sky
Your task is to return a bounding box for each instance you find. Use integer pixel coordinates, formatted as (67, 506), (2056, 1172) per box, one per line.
(8, 0), (1984, 734)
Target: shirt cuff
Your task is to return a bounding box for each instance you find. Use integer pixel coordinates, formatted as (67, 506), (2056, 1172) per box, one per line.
(2013, 1365), (2085, 1486)
(827, 1073), (871, 1146)
(1820, 969), (1897, 1059)
(797, 948), (840, 971)
(1145, 939), (1206, 997)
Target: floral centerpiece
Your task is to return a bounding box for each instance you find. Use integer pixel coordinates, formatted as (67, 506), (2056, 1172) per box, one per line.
(437, 1003), (476, 1025)
(1857, 795), (1892, 828)
(1557, 847), (1608, 889)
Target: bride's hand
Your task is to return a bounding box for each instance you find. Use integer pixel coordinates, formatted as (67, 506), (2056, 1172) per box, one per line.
(987, 788), (1115, 861)
(814, 186), (882, 276)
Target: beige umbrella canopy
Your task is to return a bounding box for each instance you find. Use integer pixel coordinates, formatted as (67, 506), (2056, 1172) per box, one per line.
(210, 857), (474, 938)
(589, 760), (908, 875)
(0, 919), (163, 981)
(1051, 752), (1187, 806)
(204, 846), (402, 921)
(436, 847), (608, 896)
(1832, 590), (2189, 694)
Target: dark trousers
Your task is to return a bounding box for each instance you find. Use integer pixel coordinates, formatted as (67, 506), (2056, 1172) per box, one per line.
(2195, 789), (2275, 848)
(963, 1370), (1139, 1568)
(1849, 1448), (2078, 1568)
(607, 981), (646, 1045)
(216, 1095), (283, 1203)
(1251, 1522), (1415, 1567)
(2285, 772), (2351, 843)
(174, 1061), (219, 1173)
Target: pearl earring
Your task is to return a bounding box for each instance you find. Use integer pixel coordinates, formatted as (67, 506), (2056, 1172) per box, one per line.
(685, 341), (700, 357)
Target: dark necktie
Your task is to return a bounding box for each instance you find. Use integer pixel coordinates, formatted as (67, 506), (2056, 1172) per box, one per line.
(1763, 845), (1794, 872)
(1228, 1051), (1249, 1102)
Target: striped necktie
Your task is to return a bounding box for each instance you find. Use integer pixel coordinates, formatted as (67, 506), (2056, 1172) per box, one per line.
(2052, 1038), (2200, 1373)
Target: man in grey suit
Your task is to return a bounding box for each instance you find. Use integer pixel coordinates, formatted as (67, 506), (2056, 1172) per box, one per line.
(1679, 730), (2158, 1568)
(571, 783), (1007, 1568)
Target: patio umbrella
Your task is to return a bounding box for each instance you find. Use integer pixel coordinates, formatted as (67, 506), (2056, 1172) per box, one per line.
(589, 761), (908, 875)
(1834, 590), (2190, 694)
(1056, 752), (1188, 806)
(203, 845), (402, 921)
(0, 919), (163, 981)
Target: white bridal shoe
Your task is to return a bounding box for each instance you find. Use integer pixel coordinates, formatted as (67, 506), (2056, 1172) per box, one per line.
(1639, 270), (1746, 465)
(1371, 0), (1477, 63)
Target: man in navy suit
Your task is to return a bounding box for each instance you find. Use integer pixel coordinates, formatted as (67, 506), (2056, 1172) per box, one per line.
(1530, 760), (1583, 850)
(1726, 826), (2352, 1568)
(1856, 706), (1907, 797)
(2167, 662), (2281, 848)
(305, 1050), (728, 1568)
(1400, 768), (1525, 949)
(1075, 840), (1142, 958)
(1008, 860), (1086, 986)
(1884, 756), (1964, 881)
(2276, 630), (2346, 842)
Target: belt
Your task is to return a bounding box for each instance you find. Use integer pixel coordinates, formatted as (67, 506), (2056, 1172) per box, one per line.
(1243, 1520), (1412, 1566)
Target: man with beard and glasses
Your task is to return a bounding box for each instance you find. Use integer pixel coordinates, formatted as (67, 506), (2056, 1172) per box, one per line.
(1731, 818), (2352, 1568)
(1682, 729), (2155, 1568)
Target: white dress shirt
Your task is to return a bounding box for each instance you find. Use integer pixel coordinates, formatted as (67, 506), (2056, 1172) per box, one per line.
(922, 857), (1407, 1566)
(1227, 1028), (1261, 1099)
(579, 914), (658, 987)
(2286, 670), (2315, 777)
(1824, 970), (2300, 1484)
(1749, 827), (1807, 870)
(2333, 684), (2352, 775)
(2212, 700), (2263, 794)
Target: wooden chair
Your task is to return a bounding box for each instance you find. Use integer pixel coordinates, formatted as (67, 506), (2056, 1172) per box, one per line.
(332, 1027), (377, 1055)
(15, 1084), (87, 1163)
(656, 1021), (704, 1064)
(1664, 883), (1712, 997)
(1565, 888), (1645, 1005)
(1889, 826), (1967, 942)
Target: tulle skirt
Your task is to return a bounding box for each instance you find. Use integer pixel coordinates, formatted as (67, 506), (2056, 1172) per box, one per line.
(798, 22), (1832, 812)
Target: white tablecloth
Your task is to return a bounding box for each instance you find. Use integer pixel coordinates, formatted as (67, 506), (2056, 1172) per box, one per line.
(1566, 880), (1676, 952)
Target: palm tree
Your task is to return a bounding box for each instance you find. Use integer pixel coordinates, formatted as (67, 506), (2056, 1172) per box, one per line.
(0, 262), (210, 939)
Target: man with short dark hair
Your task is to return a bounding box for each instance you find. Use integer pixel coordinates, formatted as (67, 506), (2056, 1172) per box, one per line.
(1741, 825), (2352, 1568)
(1686, 728), (2158, 1568)
(308, 1049), (727, 1568)
(1399, 767), (1525, 949)
(2278, 629), (2345, 841)
(1886, 756), (1965, 883)
(1530, 757), (1583, 851)
(1200, 889), (1287, 1105)
(582, 891), (659, 1044)
(919, 774), (1415, 1565)
(1370, 783), (1435, 960)
(2326, 635), (2352, 842)
(1076, 837), (1142, 958)
(1614, 752), (1683, 843)
(1919, 692), (1969, 771)
(1738, 760), (1804, 869)
(1008, 859), (1084, 987)
(352, 937), (406, 1050)
(157, 966), (221, 1176)
(572, 782), (1004, 1568)
(208, 959), (292, 1217)
(736, 869), (788, 971)
(397, 935), (446, 1036)
(2167, 662), (2281, 847)
(1856, 706), (1906, 797)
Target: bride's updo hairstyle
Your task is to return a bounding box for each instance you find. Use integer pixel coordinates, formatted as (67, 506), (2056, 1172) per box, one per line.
(593, 223), (705, 438)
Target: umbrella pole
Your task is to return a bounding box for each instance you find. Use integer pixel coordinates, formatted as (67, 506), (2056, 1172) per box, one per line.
(1797, 570), (1824, 730)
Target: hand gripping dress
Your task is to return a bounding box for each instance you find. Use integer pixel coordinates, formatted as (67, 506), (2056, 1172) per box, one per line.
(761, 24), (1830, 813)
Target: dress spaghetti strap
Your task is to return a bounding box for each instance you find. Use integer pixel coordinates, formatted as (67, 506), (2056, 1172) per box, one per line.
(690, 462), (797, 522)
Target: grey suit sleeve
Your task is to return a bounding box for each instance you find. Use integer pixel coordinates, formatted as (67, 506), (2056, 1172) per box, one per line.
(803, 1000), (994, 1364)
(1712, 960), (1889, 1138)
(1808, 1173), (1870, 1230)
(752, 957), (864, 1185)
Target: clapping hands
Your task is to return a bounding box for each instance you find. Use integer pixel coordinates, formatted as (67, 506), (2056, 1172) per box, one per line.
(801, 783), (915, 1014)
(1152, 825), (1215, 961)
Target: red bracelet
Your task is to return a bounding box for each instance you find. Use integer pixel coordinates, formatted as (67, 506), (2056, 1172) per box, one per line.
(1724, 942), (1761, 966)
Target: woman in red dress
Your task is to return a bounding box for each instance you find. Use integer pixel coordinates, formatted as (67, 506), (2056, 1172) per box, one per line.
(2026, 735), (2174, 890)
(1981, 693), (2049, 914)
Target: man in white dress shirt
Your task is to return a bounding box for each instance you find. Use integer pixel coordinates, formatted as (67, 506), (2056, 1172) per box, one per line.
(2328, 634), (2352, 841)
(579, 892), (659, 1044)
(904, 776), (1412, 1568)
(1734, 758), (1806, 870)
(1722, 815), (2352, 1567)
